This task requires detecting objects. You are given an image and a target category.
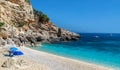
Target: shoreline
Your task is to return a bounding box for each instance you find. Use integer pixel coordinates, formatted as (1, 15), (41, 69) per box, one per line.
(21, 46), (115, 70)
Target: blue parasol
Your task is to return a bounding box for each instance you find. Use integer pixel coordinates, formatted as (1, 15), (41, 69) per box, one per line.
(13, 51), (24, 56)
(10, 47), (18, 51)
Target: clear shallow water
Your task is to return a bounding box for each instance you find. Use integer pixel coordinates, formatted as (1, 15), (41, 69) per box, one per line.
(31, 33), (120, 69)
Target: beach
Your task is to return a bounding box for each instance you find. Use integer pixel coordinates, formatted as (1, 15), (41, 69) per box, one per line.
(0, 47), (51, 70)
(0, 46), (114, 70)
(0, 0), (119, 70)
(21, 47), (114, 70)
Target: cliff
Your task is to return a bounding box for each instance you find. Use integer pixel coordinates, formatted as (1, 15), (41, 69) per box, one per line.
(0, 0), (80, 46)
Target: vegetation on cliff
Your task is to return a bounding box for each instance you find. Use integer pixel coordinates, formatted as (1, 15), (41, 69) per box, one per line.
(33, 9), (50, 23)
(0, 22), (4, 27)
(25, 0), (30, 4)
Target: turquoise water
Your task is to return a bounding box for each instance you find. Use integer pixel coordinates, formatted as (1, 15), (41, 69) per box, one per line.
(31, 33), (120, 69)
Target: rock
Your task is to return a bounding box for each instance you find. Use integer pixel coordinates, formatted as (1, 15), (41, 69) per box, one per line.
(0, 0), (34, 24)
(19, 36), (27, 44)
(47, 37), (60, 43)
(6, 38), (14, 45)
(1, 58), (15, 68)
(12, 38), (21, 46)
(1, 58), (29, 69)
(26, 36), (36, 45)
(0, 37), (7, 47)
(36, 36), (44, 42)
(0, 32), (8, 40)
(15, 59), (29, 68)
(57, 28), (62, 37)
(0, 0), (80, 46)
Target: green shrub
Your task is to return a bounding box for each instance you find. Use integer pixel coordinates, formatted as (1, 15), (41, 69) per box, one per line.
(33, 9), (43, 16)
(39, 14), (49, 23)
(33, 9), (50, 23)
(0, 22), (4, 27)
(25, 0), (30, 4)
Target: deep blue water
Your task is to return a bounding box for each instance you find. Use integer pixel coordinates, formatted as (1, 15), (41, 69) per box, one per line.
(31, 33), (120, 69)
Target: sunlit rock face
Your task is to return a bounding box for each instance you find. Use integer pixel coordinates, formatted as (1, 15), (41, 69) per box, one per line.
(0, 0), (34, 37)
(0, 0), (34, 24)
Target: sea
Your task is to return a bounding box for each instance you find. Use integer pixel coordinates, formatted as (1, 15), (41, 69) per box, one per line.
(31, 33), (120, 69)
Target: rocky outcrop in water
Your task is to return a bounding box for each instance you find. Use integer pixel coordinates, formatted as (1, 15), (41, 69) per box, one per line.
(0, 0), (80, 46)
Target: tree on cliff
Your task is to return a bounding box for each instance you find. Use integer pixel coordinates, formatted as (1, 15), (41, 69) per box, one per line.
(33, 9), (49, 23)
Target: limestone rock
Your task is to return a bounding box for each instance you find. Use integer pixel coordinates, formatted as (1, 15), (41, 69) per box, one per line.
(1, 58), (15, 68)
(0, 0), (80, 46)
(0, 0), (34, 24)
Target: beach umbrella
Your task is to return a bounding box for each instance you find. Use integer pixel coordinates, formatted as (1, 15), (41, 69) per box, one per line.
(10, 47), (18, 51)
(9, 47), (19, 57)
(13, 51), (24, 56)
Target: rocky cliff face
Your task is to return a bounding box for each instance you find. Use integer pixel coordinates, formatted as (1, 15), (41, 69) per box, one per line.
(0, 0), (34, 38)
(0, 0), (80, 46)
(0, 0), (34, 24)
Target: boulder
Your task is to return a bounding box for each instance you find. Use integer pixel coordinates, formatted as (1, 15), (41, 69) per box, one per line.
(57, 28), (62, 37)
(6, 38), (14, 45)
(1, 58), (15, 68)
(12, 38), (21, 46)
(36, 36), (44, 42)
(48, 37), (60, 43)
(26, 36), (37, 45)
